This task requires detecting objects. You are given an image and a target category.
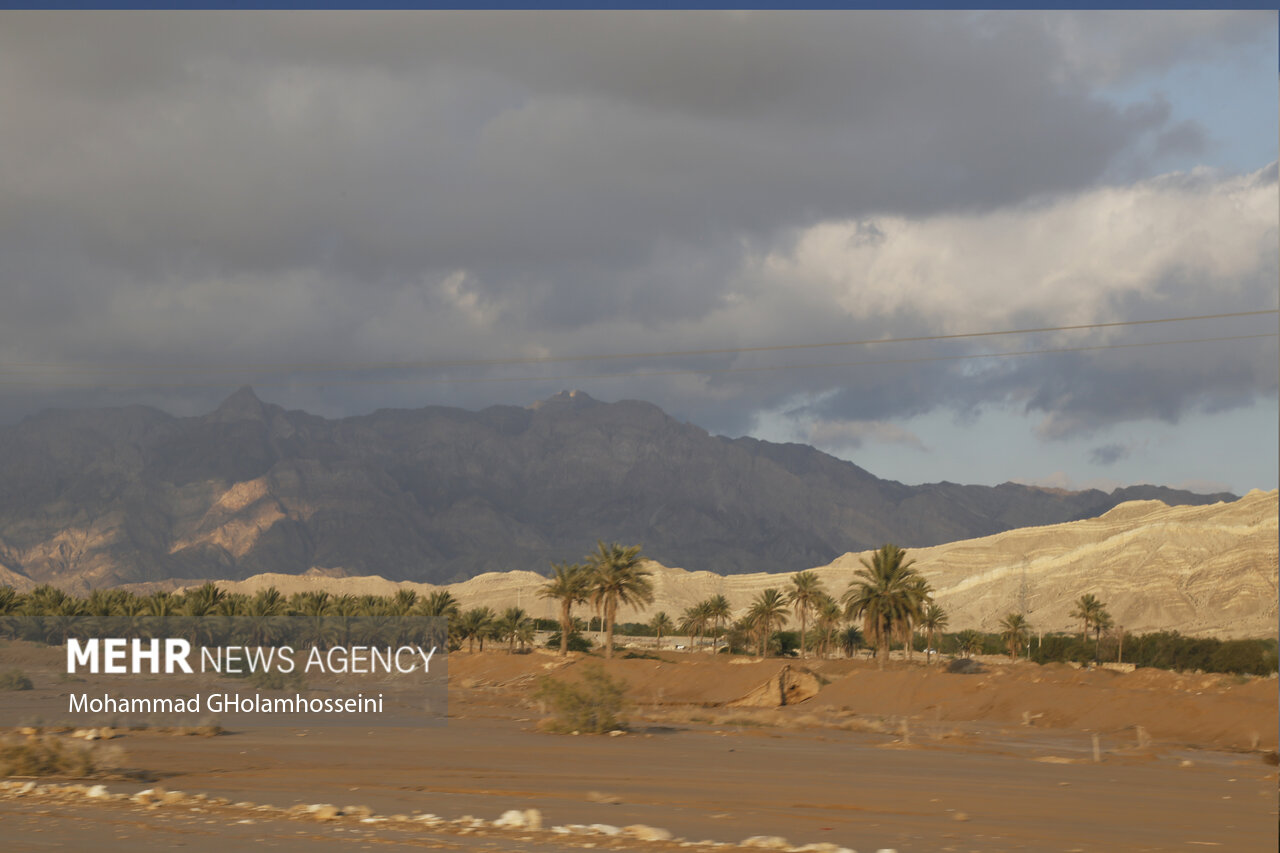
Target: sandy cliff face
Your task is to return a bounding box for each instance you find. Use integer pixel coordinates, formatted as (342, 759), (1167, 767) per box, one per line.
(209, 490), (1278, 639)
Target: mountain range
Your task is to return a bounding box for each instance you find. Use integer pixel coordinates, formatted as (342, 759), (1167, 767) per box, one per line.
(0, 387), (1236, 590)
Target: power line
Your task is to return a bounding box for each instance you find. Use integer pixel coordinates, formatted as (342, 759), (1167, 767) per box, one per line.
(0, 309), (1274, 376)
(1, 332), (1272, 392)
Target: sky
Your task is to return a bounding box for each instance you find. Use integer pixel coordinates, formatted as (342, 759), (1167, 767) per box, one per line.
(0, 10), (1276, 496)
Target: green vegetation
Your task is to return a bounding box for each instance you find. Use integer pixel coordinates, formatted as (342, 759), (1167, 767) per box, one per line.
(533, 664), (628, 733)
(1033, 631), (1278, 675)
(543, 629), (593, 653)
(999, 612), (1031, 660)
(539, 542), (654, 660)
(585, 542), (655, 660)
(539, 562), (590, 657)
(0, 584), (452, 651)
(842, 544), (931, 669)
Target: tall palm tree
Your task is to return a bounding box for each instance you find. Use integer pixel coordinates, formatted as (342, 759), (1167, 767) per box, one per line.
(704, 594), (731, 654)
(746, 588), (789, 657)
(538, 562), (589, 657)
(919, 602), (949, 665)
(1070, 593), (1105, 641)
(585, 542), (654, 659)
(680, 602), (711, 650)
(787, 571), (826, 659)
(999, 612), (1030, 660)
(649, 611), (673, 649)
(901, 576), (933, 660)
(842, 544), (924, 669)
(813, 593), (843, 659)
(1091, 608), (1114, 662)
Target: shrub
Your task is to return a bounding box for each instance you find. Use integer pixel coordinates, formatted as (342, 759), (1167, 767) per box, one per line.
(533, 664), (627, 734)
(0, 670), (33, 691)
(545, 630), (594, 653)
(0, 736), (96, 777)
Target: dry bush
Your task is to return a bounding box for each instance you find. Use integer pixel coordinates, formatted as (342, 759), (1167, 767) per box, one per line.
(0, 670), (33, 691)
(533, 664), (627, 734)
(0, 736), (95, 777)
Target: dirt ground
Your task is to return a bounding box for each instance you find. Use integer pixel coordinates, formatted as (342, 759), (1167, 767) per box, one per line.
(2, 646), (1277, 852)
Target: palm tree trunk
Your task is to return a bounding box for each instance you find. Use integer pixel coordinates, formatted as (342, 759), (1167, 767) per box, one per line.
(604, 597), (617, 659)
(559, 601), (571, 656)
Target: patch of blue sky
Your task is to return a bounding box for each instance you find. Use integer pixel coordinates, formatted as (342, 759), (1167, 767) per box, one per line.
(794, 402), (1278, 497)
(1099, 30), (1278, 176)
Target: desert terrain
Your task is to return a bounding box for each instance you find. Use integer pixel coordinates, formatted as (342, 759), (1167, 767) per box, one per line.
(201, 490), (1279, 639)
(2, 644), (1277, 852)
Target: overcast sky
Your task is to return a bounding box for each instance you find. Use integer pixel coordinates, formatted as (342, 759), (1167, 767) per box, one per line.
(1, 11), (1276, 495)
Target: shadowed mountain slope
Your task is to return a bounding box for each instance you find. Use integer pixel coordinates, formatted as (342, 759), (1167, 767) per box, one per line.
(0, 388), (1235, 589)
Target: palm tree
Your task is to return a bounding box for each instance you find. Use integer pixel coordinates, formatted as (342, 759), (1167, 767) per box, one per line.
(746, 588), (789, 657)
(290, 591), (332, 649)
(919, 602), (949, 665)
(999, 612), (1030, 660)
(956, 628), (984, 658)
(498, 607), (529, 653)
(538, 562), (589, 657)
(1091, 608), (1114, 662)
(457, 607), (495, 653)
(650, 611), (673, 649)
(412, 591), (458, 649)
(585, 542), (654, 659)
(787, 571), (826, 659)
(842, 544), (925, 669)
(325, 595), (359, 647)
(813, 593), (843, 659)
(1070, 593), (1105, 641)
(705, 594), (731, 654)
(680, 602), (710, 650)
(901, 576), (933, 660)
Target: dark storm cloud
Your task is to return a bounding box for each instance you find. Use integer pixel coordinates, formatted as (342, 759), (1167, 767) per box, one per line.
(0, 10), (1274, 445)
(1089, 444), (1130, 466)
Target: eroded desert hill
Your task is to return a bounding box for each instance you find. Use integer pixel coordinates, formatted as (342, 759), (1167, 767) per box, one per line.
(0, 387), (1234, 589)
(206, 490), (1278, 639)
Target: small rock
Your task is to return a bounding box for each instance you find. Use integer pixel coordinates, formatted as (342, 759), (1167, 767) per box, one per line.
(1179, 759), (1195, 767)
(343, 804), (374, 818)
(589, 824), (621, 836)
(608, 729), (626, 737)
(624, 824), (673, 842)
(85, 785), (110, 799)
(587, 790), (622, 804)
(308, 804), (341, 821)
(494, 809), (529, 829)
(162, 791), (186, 805)
(952, 811), (969, 822)
(742, 836), (791, 849)
(523, 808), (543, 831)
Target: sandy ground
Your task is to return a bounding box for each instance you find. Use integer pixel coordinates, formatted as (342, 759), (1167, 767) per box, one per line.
(2, 648), (1277, 852)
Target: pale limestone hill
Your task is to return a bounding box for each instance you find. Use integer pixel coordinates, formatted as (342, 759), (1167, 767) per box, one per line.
(208, 490), (1278, 639)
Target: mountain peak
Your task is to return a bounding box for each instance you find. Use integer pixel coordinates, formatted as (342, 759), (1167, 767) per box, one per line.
(209, 386), (267, 422)
(529, 389), (600, 411)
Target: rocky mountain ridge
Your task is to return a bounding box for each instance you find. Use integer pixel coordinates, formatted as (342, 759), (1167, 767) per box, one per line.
(0, 387), (1238, 589)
